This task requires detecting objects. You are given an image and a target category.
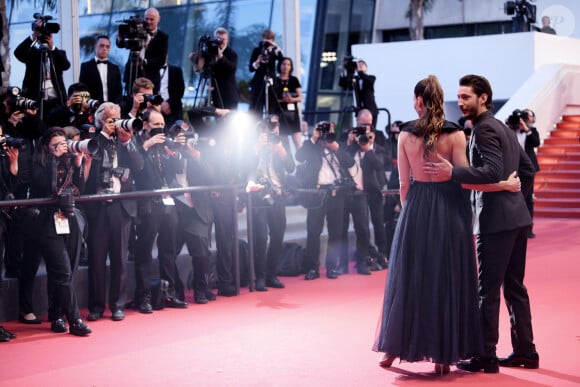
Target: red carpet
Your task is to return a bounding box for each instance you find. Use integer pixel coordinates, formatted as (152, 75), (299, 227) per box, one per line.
(1, 218), (579, 386)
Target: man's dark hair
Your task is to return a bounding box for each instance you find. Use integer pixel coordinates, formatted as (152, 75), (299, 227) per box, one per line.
(96, 34), (110, 43)
(67, 82), (90, 98)
(459, 74), (493, 110)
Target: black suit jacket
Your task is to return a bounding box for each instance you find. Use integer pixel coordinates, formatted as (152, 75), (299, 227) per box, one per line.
(156, 65), (184, 127)
(83, 133), (144, 218)
(339, 71), (378, 119)
(14, 36), (70, 105)
(212, 47), (239, 109)
(119, 29), (169, 89)
(452, 111), (535, 235)
(79, 59), (123, 104)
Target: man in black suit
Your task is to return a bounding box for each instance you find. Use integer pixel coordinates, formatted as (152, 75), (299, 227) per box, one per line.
(84, 102), (144, 322)
(79, 35), (123, 104)
(339, 60), (379, 128)
(14, 19), (70, 120)
(426, 74), (539, 373)
(295, 122), (354, 280)
(156, 59), (184, 128)
(248, 29), (284, 116)
(211, 27), (239, 109)
(118, 7), (168, 95)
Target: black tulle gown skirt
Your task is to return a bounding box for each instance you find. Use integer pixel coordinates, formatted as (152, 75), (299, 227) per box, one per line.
(373, 180), (483, 365)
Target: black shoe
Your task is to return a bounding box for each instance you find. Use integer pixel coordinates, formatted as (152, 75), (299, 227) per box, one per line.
(19, 314), (42, 325)
(255, 278), (268, 292)
(336, 265), (349, 275)
(165, 297), (188, 308)
(326, 269), (339, 279)
(78, 256), (89, 267)
(0, 326), (16, 339)
(111, 310), (125, 321)
(87, 312), (103, 321)
(138, 300), (153, 314)
(0, 331), (10, 342)
(218, 286), (237, 297)
(499, 352), (539, 369)
(357, 261), (372, 275)
(206, 291), (217, 301)
(194, 292), (209, 304)
(69, 319), (92, 336)
(528, 231), (536, 239)
(305, 269), (320, 280)
(51, 318), (67, 333)
(456, 357), (499, 373)
(266, 276), (285, 289)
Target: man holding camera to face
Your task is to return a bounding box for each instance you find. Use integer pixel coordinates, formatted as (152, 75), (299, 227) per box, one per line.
(339, 59), (379, 129)
(132, 109), (188, 313)
(83, 102), (144, 322)
(295, 122), (355, 280)
(249, 29), (284, 115)
(47, 83), (98, 129)
(14, 14), (70, 121)
(122, 77), (162, 119)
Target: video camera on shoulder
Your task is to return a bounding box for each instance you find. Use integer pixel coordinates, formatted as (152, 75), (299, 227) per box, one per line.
(117, 16), (148, 52)
(507, 109), (529, 129)
(315, 121), (335, 143)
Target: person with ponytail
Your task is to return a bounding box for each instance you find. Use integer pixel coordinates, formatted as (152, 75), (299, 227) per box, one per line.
(372, 75), (520, 374)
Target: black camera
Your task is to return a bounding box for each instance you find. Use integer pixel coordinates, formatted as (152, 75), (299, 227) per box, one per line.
(0, 135), (24, 156)
(198, 35), (223, 61)
(343, 55), (360, 75)
(352, 126), (370, 145)
(255, 176), (277, 206)
(117, 16), (148, 52)
(504, 0), (537, 23)
(258, 41), (274, 64)
(167, 120), (195, 146)
(32, 13), (60, 46)
(11, 96), (38, 111)
(507, 109), (529, 129)
(67, 139), (98, 155)
(57, 187), (76, 217)
(143, 94), (163, 106)
(114, 118), (143, 132)
(315, 121), (335, 143)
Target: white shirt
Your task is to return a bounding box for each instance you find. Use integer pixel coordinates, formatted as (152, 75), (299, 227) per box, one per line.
(96, 57), (109, 101)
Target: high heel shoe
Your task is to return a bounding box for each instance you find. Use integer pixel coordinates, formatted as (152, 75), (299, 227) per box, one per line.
(434, 363), (450, 375)
(379, 353), (397, 368)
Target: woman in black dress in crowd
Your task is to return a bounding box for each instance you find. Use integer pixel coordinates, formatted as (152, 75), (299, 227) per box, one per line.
(273, 57), (303, 149)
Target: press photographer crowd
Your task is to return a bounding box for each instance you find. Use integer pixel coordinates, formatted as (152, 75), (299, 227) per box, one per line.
(0, 7), (541, 344)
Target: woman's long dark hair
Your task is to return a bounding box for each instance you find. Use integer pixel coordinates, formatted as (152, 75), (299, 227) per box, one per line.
(413, 75), (445, 159)
(35, 127), (67, 167)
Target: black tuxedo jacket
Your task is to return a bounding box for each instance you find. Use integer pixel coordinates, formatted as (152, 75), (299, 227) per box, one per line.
(83, 134), (144, 218)
(14, 36), (70, 105)
(157, 65), (184, 127)
(339, 72), (378, 118)
(212, 47), (239, 109)
(79, 59), (123, 104)
(452, 111), (535, 235)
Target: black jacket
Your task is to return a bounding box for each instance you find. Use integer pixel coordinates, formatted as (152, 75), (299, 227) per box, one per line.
(79, 59), (123, 104)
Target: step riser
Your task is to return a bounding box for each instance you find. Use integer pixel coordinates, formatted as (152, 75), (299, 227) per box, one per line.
(535, 191), (579, 199)
(543, 138), (580, 145)
(536, 172), (580, 179)
(535, 201), (580, 209)
(549, 130), (580, 138)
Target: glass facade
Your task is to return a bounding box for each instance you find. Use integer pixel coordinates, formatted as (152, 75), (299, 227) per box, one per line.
(5, 0), (374, 119)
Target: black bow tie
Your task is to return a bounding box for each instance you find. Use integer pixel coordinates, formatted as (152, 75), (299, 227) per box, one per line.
(96, 60), (108, 65)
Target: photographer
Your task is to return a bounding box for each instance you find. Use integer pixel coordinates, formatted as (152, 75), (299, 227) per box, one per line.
(84, 103), (144, 321)
(0, 123), (19, 281)
(122, 77), (162, 119)
(14, 14), (70, 120)
(156, 56), (185, 128)
(247, 115), (295, 291)
(27, 127), (91, 336)
(132, 109), (188, 313)
(508, 108), (540, 238)
(295, 121), (355, 280)
(47, 83), (97, 128)
(249, 29), (284, 115)
(210, 27), (239, 109)
(117, 8), (168, 94)
(339, 59), (379, 129)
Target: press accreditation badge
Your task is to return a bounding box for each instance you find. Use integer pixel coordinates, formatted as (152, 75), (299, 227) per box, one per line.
(162, 195), (175, 206)
(54, 211), (70, 235)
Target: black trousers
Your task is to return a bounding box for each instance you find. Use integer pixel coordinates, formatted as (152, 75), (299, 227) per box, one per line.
(134, 201), (181, 301)
(340, 192), (370, 268)
(367, 192), (387, 255)
(304, 192), (345, 273)
(476, 226), (536, 357)
(211, 193), (236, 289)
(252, 201), (286, 281)
(183, 233), (211, 295)
(87, 201), (132, 314)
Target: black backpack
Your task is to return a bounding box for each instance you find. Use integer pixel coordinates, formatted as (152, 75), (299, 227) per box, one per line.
(276, 242), (306, 276)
